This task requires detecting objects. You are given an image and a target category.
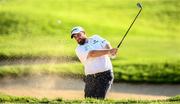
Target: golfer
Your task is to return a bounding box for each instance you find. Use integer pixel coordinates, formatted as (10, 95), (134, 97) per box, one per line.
(71, 26), (118, 99)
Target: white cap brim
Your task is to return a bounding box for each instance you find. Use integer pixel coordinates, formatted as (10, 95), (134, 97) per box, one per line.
(71, 26), (84, 38)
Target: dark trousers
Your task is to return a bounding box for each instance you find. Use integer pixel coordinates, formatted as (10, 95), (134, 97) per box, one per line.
(84, 70), (114, 99)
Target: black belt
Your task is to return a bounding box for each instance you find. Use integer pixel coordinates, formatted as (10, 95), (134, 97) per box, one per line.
(87, 70), (111, 78)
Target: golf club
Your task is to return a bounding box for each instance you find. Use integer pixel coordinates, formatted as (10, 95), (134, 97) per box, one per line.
(117, 3), (142, 48)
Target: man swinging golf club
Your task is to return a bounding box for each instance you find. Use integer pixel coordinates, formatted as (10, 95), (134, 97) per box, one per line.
(71, 3), (142, 99)
(71, 26), (118, 99)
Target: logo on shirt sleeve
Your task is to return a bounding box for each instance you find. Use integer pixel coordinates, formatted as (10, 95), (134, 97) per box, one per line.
(93, 40), (99, 44)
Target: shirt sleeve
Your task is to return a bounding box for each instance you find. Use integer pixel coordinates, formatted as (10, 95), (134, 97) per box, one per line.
(93, 35), (110, 48)
(75, 46), (91, 63)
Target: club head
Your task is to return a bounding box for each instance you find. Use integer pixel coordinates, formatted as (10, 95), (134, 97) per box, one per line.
(137, 3), (142, 9)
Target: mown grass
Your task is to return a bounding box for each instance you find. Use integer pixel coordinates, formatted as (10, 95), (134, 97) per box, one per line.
(0, 1), (179, 103)
(113, 62), (180, 83)
(0, 0), (180, 63)
(0, 61), (179, 83)
(0, 0), (180, 83)
(0, 63), (83, 79)
(0, 92), (180, 104)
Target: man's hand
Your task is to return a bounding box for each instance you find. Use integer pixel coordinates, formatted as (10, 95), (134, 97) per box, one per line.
(109, 48), (118, 56)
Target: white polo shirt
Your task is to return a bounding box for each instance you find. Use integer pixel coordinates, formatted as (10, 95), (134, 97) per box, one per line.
(75, 35), (113, 75)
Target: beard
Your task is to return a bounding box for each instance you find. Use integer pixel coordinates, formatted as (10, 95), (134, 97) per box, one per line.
(78, 38), (86, 45)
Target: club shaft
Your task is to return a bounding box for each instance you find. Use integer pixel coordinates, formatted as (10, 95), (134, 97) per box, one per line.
(117, 7), (142, 48)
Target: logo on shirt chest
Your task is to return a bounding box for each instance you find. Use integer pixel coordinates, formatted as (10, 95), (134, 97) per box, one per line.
(85, 45), (91, 51)
(84, 39), (102, 51)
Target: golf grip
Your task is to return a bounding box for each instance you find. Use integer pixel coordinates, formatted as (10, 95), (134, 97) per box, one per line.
(117, 6), (142, 48)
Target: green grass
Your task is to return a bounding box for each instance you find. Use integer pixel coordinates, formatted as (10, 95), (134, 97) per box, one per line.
(0, 1), (179, 103)
(0, 92), (180, 104)
(0, 0), (180, 83)
(0, 0), (180, 63)
(0, 63), (84, 78)
(113, 62), (180, 83)
(0, 61), (179, 83)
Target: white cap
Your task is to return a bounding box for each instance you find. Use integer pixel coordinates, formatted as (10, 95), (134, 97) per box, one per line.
(71, 26), (84, 38)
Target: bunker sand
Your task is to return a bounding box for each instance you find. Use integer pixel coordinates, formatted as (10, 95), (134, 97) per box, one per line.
(0, 75), (179, 100)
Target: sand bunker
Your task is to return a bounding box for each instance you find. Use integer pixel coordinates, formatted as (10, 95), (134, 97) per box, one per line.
(0, 75), (179, 100)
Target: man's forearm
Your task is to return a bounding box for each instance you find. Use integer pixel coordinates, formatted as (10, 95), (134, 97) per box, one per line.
(88, 50), (110, 58)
